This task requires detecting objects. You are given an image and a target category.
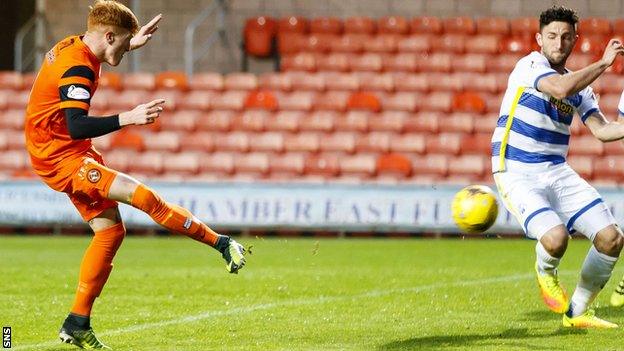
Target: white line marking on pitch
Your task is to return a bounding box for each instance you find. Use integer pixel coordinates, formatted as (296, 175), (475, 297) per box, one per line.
(12, 272), (537, 350)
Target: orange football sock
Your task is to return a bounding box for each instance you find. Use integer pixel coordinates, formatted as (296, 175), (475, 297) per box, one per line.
(71, 222), (125, 317)
(130, 184), (220, 246)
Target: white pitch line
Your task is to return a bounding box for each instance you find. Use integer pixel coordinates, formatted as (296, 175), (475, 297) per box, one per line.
(12, 272), (536, 351)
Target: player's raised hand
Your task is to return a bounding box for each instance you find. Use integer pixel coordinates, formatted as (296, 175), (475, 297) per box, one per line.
(119, 99), (165, 126)
(600, 39), (624, 66)
(130, 14), (162, 50)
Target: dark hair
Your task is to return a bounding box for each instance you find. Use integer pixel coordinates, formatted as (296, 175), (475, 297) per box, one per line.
(539, 5), (578, 31)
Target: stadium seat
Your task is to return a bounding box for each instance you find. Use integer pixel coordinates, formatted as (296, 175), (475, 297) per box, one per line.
(604, 140), (624, 155)
(300, 110), (335, 132)
(568, 135), (604, 156)
(314, 91), (349, 111)
(213, 132), (250, 152)
(232, 110), (269, 131)
(382, 53), (418, 72)
(388, 133), (425, 153)
(593, 156), (624, 182)
(20, 72), (36, 90)
(225, 73), (258, 90)
(410, 17), (443, 34)
(344, 17), (376, 34)
(397, 35), (432, 53)
(244, 90), (279, 111)
(0, 132), (14, 150)
(283, 132), (320, 152)
(278, 16), (308, 34)
(177, 90), (214, 110)
(319, 132), (356, 153)
(461, 133), (492, 155)
(393, 73), (429, 92)
(574, 35), (607, 55)
(162, 151), (200, 175)
(150, 89), (181, 111)
(310, 17), (343, 34)
(234, 153), (270, 176)
(276, 91), (315, 111)
(142, 131), (180, 152)
(0, 71), (22, 90)
(211, 91), (247, 111)
(0, 150), (27, 170)
(457, 72), (498, 93)
(452, 53), (488, 73)
(316, 52), (351, 71)
(448, 155), (487, 178)
(597, 93), (619, 113)
(377, 153), (412, 177)
(369, 111), (406, 132)
(426, 72), (462, 91)
(357, 72), (394, 92)
(299, 33), (335, 52)
(304, 153), (340, 177)
(476, 17), (510, 35)
(579, 18), (612, 35)
(288, 72), (325, 91)
(452, 91), (486, 113)
(155, 71), (188, 91)
(445, 112), (475, 133)
(98, 71), (122, 90)
(403, 112), (439, 133)
(430, 34), (466, 53)
(248, 132), (284, 152)
(7, 90), (29, 110)
(266, 111), (302, 132)
(189, 72), (224, 91)
(103, 150), (135, 173)
(465, 35), (501, 54)
(350, 53), (384, 72)
(339, 154), (377, 177)
(444, 17), (476, 34)
(200, 152), (235, 175)
(269, 153), (305, 176)
(483, 93), (503, 114)
(419, 53), (452, 72)
(332, 34), (369, 53)
(473, 113), (499, 134)
(107, 90), (148, 110)
(567, 156), (593, 179)
(510, 17), (539, 36)
(421, 92), (453, 112)
(258, 72), (292, 91)
(179, 131), (215, 152)
(411, 154), (448, 177)
(128, 151), (164, 174)
(364, 34), (400, 53)
(110, 129), (144, 151)
(355, 132), (391, 153)
(381, 92), (420, 112)
(334, 111), (369, 132)
(376, 16), (408, 35)
(196, 110), (234, 132)
(426, 132), (462, 155)
(123, 72), (156, 90)
(347, 92), (381, 112)
(3, 129), (25, 150)
(244, 16), (277, 57)
(277, 32), (305, 55)
(0, 109), (25, 130)
(501, 36), (532, 54)
(489, 53), (522, 73)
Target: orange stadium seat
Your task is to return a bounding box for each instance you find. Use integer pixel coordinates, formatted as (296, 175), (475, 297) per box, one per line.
(393, 73), (429, 91)
(300, 33), (335, 52)
(213, 132), (250, 152)
(568, 135), (604, 156)
(249, 132), (284, 152)
(404, 112), (439, 133)
(278, 16), (308, 34)
(244, 90), (278, 111)
(150, 89), (181, 111)
(574, 35), (607, 55)
(500, 36), (533, 54)
(0, 71), (23, 90)
(196, 110), (234, 132)
(179, 132), (215, 152)
(277, 32), (305, 55)
(211, 91), (247, 111)
(510, 17), (539, 36)
(344, 17), (377, 34)
(288, 72), (325, 91)
(389, 133), (425, 153)
(200, 152), (235, 176)
(244, 16), (277, 57)
(445, 112), (475, 133)
(107, 90), (148, 110)
(232, 110), (268, 131)
(283, 132), (320, 152)
(378, 16), (410, 35)
(355, 132), (391, 153)
(177, 90), (214, 110)
(476, 17), (510, 35)
(334, 111), (369, 132)
(310, 17), (343, 34)
(330, 34), (368, 53)
(397, 35), (432, 53)
(155, 71), (188, 91)
(340, 154), (377, 177)
(189, 72), (224, 91)
(381, 92), (420, 112)
(357, 72), (394, 92)
(579, 18), (612, 35)
(258, 72), (292, 91)
(225, 73), (258, 90)
(123, 72), (155, 90)
(314, 91), (349, 111)
(128, 151), (164, 174)
(304, 153), (340, 177)
(350, 53), (384, 72)
(383, 53), (418, 72)
(276, 91), (315, 111)
(430, 34), (466, 53)
(110, 129), (144, 151)
(452, 53), (488, 73)
(98, 71), (122, 90)
(443, 17), (476, 34)
(369, 111), (406, 132)
(142, 131), (180, 152)
(316, 52), (350, 71)
(461, 133), (492, 155)
(452, 91), (486, 113)
(266, 111), (302, 132)
(319, 132), (356, 153)
(269, 153), (305, 176)
(465, 35), (501, 54)
(377, 153), (412, 177)
(300, 110), (335, 132)
(234, 153), (270, 176)
(347, 92), (382, 112)
(281, 52), (317, 71)
(426, 132), (462, 155)
(410, 17), (443, 34)
(567, 156), (593, 179)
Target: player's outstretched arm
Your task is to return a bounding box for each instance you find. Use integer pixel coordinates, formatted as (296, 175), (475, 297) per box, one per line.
(129, 14), (162, 51)
(585, 111), (624, 142)
(119, 99), (165, 126)
(538, 39), (624, 100)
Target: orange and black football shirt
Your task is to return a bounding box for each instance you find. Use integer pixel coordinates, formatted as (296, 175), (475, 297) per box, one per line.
(25, 35), (101, 169)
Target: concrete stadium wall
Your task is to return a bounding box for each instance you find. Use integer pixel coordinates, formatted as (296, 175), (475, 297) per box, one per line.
(44, 0), (624, 74)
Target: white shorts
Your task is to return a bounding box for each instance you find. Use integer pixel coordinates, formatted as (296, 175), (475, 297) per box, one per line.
(493, 164), (616, 241)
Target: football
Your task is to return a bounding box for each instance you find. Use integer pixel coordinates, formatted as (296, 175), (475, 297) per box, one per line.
(451, 185), (499, 234)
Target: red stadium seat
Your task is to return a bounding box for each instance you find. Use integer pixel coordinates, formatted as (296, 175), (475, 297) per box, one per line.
(244, 90), (278, 111)
(288, 72), (325, 91)
(0, 71), (22, 90)
(574, 35), (607, 55)
(211, 91), (247, 111)
(410, 17), (443, 34)
(443, 17), (476, 34)
(99, 71), (122, 90)
(500, 36), (532, 54)
(278, 16), (308, 34)
(426, 132), (462, 155)
(277, 91), (315, 111)
(355, 132), (391, 153)
(350, 53), (384, 72)
(0, 150), (27, 170)
(419, 53), (452, 72)
(364, 34), (400, 53)
(593, 156), (624, 182)
(213, 132), (250, 152)
(150, 89), (181, 111)
(430, 34), (466, 53)
(200, 152), (235, 175)
(155, 110), (198, 133)
(445, 112), (475, 133)
(234, 153), (270, 176)
(310, 17), (343, 34)
(244, 16), (277, 57)
(462, 133), (493, 155)
(299, 33), (335, 52)
(298, 110), (334, 132)
(179, 132), (215, 152)
(196, 110), (234, 132)
(189, 72), (224, 91)
(334, 111), (369, 132)
(448, 155), (487, 178)
(269, 153), (305, 176)
(163, 152), (200, 175)
(411, 154), (448, 177)
(457, 72), (498, 93)
(4, 129), (25, 150)
(393, 73), (429, 92)
(474, 113), (499, 134)
(314, 91), (349, 111)
(567, 156), (593, 179)
(426, 72), (462, 91)
(103, 150), (136, 173)
(232, 110), (268, 131)
(389, 133), (425, 153)
(452, 53), (488, 73)
(344, 17), (376, 34)
(476, 17), (510, 35)
(421, 92), (452, 112)
(304, 153), (340, 177)
(566, 53), (594, 71)
(510, 17), (539, 36)
(397, 35), (431, 53)
(404, 112), (439, 133)
(281, 52), (317, 72)
(249, 132), (284, 152)
(266, 111), (302, 132)
(378, 16), (409, 35)
(0, 109), (25, 130)
(107, 90), (148, 110)
(330, 34), (368, 53)
(377, 153), (412, 177)
(347, 92), (381, 112)
(381, 92), (420, 112)
(489, 53), (522, 73)
(316, 52), (351, 72)
(340, 154), (377, 177)
(319, 132), (356, 153)
(155, 71), (188, 91)
(452, 91), (486, 114)
(357, 72), (394, 92)
(21, 72), (36, 91)
(128, 151), (163, 174)
(109, 129), (144, 151)
(258, 72), (292, 91)
(123, 72), (155, 90)
(465, 35), (501, 54)
(224, 73), (258, 90)
(579, 18), (612, 35)
(6, 90), (30, 110)
(383, 53), (418, 72)
(177, 90), (215, 111)
(277, 32), (305, 55)
(369, 111), (406, 132)
(284, 132), (320, 152)
(568, 135), (604, 156)
(483, 93), (503, 114)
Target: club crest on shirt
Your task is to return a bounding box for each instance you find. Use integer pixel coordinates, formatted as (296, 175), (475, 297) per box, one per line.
(87, 169), (101, 183)
(67, 85), (90, 100)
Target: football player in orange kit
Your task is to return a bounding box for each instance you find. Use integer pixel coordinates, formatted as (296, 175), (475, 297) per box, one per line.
(24, 1), (247, 348)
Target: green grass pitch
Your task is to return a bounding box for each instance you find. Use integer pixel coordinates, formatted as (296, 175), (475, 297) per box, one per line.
(2, 235), (624, 350)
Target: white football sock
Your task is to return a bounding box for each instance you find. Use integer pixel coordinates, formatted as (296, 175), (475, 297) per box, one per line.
(568, 246), (618, 317)
(536, 242), (560, 275)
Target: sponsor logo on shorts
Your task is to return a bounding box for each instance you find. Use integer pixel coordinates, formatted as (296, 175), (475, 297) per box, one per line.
(87, 169), (101, 183)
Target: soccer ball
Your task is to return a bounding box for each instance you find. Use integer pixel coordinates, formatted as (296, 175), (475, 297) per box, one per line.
(451, 185), (499, 234)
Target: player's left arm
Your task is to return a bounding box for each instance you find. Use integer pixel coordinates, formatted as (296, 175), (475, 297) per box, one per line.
(129, 14), (162, 51)
(585, 111), (624, 142)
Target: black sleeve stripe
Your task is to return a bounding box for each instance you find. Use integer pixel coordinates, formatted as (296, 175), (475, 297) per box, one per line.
(61, 65), (95, 81)
(59, 83), (92, 104)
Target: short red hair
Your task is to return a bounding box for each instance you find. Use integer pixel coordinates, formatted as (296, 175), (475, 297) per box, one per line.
(88, 0), (139, 34)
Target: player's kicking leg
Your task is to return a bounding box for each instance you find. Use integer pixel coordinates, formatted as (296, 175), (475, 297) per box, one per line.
(107, 172), (247, 273)
(534, 226), (570, 314)
(610, 275), (624, 307)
